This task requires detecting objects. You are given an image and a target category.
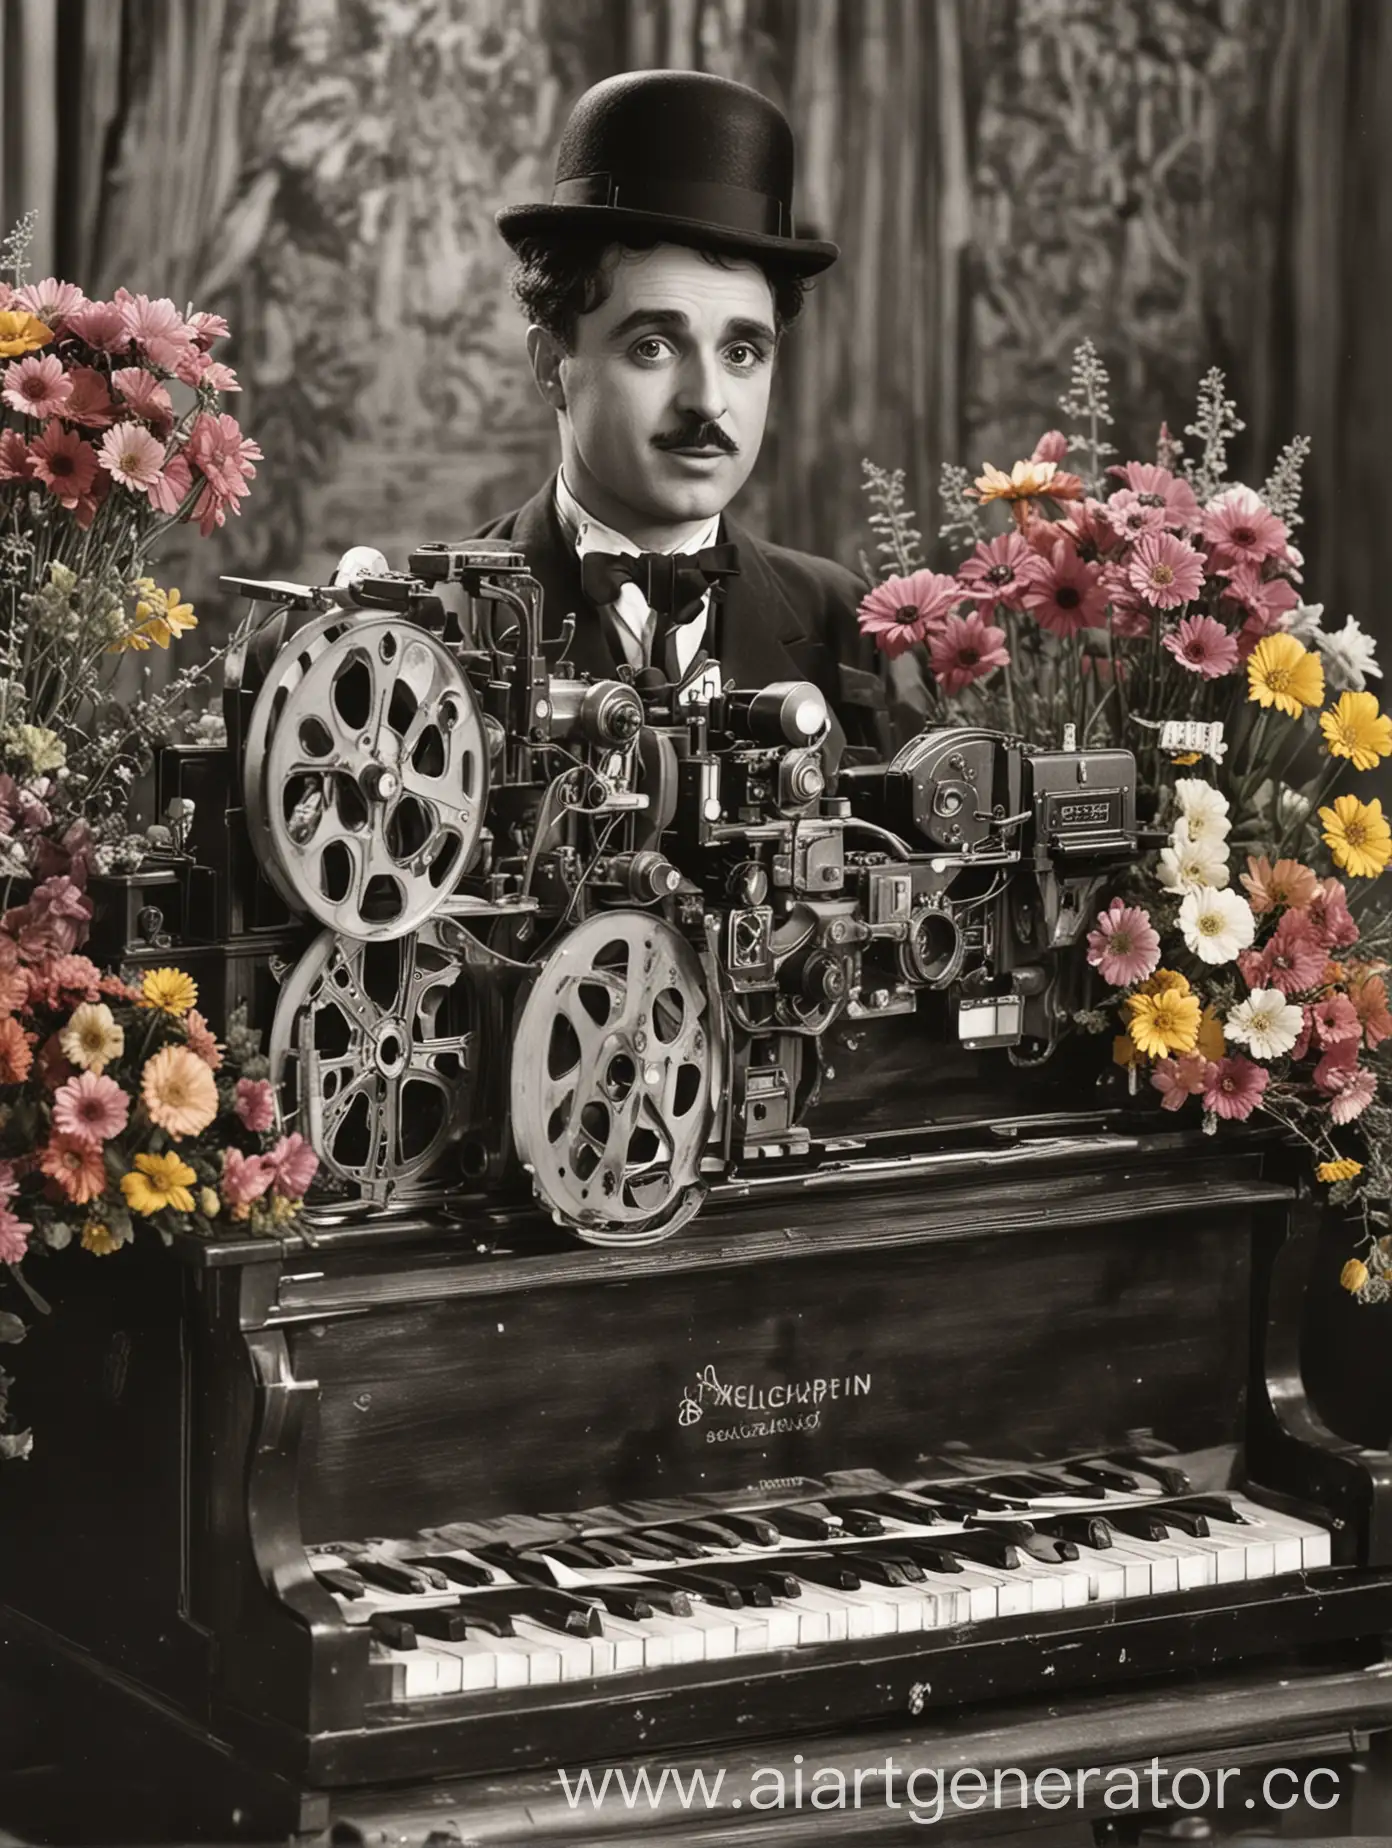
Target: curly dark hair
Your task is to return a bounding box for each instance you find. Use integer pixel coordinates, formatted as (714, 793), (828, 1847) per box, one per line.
(508, 234), (810, 352)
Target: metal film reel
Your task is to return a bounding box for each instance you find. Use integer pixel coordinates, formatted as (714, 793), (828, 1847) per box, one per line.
(510, 912), (722, 1245)
(269, 924), (474, 1205)
(245, 612), (488, 940)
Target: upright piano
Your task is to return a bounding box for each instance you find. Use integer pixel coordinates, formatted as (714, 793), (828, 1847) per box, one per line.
(3, 1071), (1392, 1844)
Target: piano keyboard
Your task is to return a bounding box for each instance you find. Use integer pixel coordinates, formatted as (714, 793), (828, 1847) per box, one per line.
(308, 1462), (1332, 1703)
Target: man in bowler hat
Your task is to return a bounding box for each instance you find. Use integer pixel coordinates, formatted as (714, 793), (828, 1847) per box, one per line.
(476, 68), (886, 759)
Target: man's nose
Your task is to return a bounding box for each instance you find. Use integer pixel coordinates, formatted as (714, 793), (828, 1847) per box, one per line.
(672, 347), (729, 425)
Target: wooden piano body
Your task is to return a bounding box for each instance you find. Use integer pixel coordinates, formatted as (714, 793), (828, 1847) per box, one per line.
(3, 1058), (1392, 1843)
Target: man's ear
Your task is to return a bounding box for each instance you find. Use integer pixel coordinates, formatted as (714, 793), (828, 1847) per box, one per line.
(526, 325), (568, 413)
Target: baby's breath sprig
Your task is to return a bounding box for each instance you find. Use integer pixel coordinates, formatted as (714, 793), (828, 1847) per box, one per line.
(1058, 338), (1117, 494)
(0, 211), (38, 288)
(936, 462), (984, 551)
(861, 460), (926, 578)
(1183, 367), (1245, 507)
(1261, 435), (1312, 529)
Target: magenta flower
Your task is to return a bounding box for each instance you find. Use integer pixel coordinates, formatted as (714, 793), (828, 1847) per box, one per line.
(1201, 487), (1289, 569)
(118, 291), (195, 369)
(1126, 530), (1206, 609)
(27, 424), (99, 508)
(1162, 613), (1240, 679)
(98, 423), (166, 492)
(929, 610), (1010, 695)
(52, 1071), (130, 1147)
(956, 532), (1034, 610)
(67, 299), (130, 354)
(1237, 911), (1327, 997)
(857, 570), (963, 659)
(1202, 1056), (1269, 1121)
(1086, 898), (1161, 987)
(1151, 1054), (1207, 1111)
(1106, 461), (1203, 532)
(266, 1132), (318, 1199)
(3, 353), (72, 420)
(1105, 488), (1167, 543)
(1020, 542), (1109, 636)
(234, 1078), (276, 1134)
(1312, 994), (1361, 1048)
(1306, 878), (1359, 951)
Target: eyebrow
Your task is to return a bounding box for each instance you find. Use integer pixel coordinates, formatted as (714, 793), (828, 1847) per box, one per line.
(605, 308), (777, 347)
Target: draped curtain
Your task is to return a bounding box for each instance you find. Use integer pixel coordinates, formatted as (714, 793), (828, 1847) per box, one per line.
(1, 0), (1387, 634)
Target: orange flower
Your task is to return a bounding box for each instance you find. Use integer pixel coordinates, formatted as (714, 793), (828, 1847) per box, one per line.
(38, 1134), (106, 1205)
(140, 1043), (218, 1139)
(1350, 971), (1392, 1047)
(0, 1016), (34, 1084)
(1240, 855), (1318, 916)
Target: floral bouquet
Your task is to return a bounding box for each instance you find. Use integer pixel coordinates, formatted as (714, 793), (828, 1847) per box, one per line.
(0, 873), (318, 1458)
(0, 210), (257, 883)
(858, 342), (1391, 1303)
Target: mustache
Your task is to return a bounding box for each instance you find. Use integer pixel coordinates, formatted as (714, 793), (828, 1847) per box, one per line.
(652, 419), (739, 455)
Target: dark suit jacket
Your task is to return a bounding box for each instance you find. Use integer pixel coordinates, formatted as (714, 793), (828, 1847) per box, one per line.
(469, 476), (887, 759)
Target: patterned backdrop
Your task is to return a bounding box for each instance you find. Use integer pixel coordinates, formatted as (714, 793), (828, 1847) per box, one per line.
(2, 0), (1387, 637)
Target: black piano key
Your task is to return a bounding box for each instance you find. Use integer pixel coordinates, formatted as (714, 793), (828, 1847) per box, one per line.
(368, 1613), (417, 1649)
(499, 1589), (603, 1639)
(839, 1552), (908, 1587)
(1059, 1462), (1141, 1494)
(985, 1472), (1098, 1501)
(1018, 1533), (1080, 1564)
(621, 1580), (694, 1618)
(916, 1483), (1031, 1515)
(1151, 1506), (1210, 1538)
(1033, 1514), (1116, 1551)
(869, 1551), (926, 1583)
(533, 1541), (609, 1570)
(767, 1507), (836, 1541)
(1106, 1508), (1173, 1544)
(476, 1547), (560, 1588)
(659, 1569), (746, 1610)
(716, 1512), (782, 1548)
(894, 1542), (966, 1575)
(613, 1532), (680, 1563)
(352, 1558), (447, 1597)
(714, 1562), (805, 1600)
(827, 1507), (885, 1538)
(966, 1518), (1036, 1543)
(638, 1528), (709, 1559)
(935, 1531), (1023, 1571)
(788, 1553), (862, 1590)
(410, 1607), (476, 1643)
(403, 1553), (493, 1588)
(578, 1538), (636, 1568)
(663, 1519), (751, 1552)
(1168, 1495), (1250, 1526)
(589, 1587), (655, 1622)
(1109, 1453), (1193, 1495)
(448, 1596), (516, 1638)
(846, 1492), (944, 1526)
(314, 1566), (366, 1599)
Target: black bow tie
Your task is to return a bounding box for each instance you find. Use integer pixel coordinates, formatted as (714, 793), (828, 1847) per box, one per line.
(579, 543), (741, 627)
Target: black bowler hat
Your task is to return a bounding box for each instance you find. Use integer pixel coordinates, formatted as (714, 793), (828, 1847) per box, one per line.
(496, 69), (838, 277)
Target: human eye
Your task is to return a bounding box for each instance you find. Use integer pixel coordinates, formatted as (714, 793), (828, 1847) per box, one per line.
(629, 335), (673, 363)
(724, 341), (770, 371)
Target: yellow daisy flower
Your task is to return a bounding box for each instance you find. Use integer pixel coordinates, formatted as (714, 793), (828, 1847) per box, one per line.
(140, 967), (198, 1016)
(1340, 1258), (1369, 1292)
(59, 1002), (124, 1075)
(1125, 984), (1201, 1059)
(120, 1151), (197, 1216)
(1320, 691), (1392, 771)
(1317, 1159), (1362, 1184)
(973, 458), (1060, 503)
(1246, 633), (1325, 718)
(0, 310), (54, 357)
(1135, 968), (1192, 999)
(1320, 794), (1392, 879)
(81, 1221), (119, 1256)
(142, 587), (196, 648)
(1196, 1006), (1226, 1062)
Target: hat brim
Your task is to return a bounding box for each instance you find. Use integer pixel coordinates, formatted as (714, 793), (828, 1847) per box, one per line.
(495, 203), (838, 277)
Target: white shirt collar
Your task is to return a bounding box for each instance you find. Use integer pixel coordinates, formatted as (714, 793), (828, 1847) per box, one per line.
(554, 469), (721, 559)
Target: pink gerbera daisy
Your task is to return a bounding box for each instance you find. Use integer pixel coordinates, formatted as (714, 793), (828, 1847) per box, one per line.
(66, 299), (130, 354)
(174, 347), (241, 392)
(1202, 1055), (1269, 1121)
(1328, 1064), (1376, 1124)
(14, 278), (87, 329)
(118, 292), (194, 369)
(1312, 994), (1361, 1047)
(39, 1133), (107, 1205)
(0, 1205), (31, 1264)
(1106, 461), (1203, 532)
(28, 423), (99, 508)
(52, 1070), (131, 1146)
(1032, 430), (1069, 463)
(1202, 486), (1289, 569)
(147, 450), (193, 516)
(112, 366), (174, 422)
(1350, 973), (1392, 1048)
(1086, 898), (1161, 987)
(929, 610), (1010, 695)
(857, 569), (962, 658)
(1162, 613), (1239, 678)
(62, 365), (116, 428)
(1019, 542), (1109, 637)
(97, 422), (166, 491)
(234, 1077), (276, 1133)
(186, 310), (230, 351)
(221, 1148), (274, 1214)
(956, 532), (1034, 611)
(184, 1009), (223, 1071)
(266, 1132), (318, 1199)
(0, 429), (33, 481)
(1104, 488), (1167, 542)
(1151, 1053), (1207, 1111)
(1305, 878), (1359, 951)
(1126, 531), (1206, 609)
(3, 353), (72, 420)
(1238, 910), (1327, 996)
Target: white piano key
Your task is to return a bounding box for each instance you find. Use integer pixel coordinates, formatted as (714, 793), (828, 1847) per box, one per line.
(372, 1641), (462, 1699)
(598, 1611), (675, 1669)
(1046, 1551), (1127, 1604)
(420, 1633), (506, 1692)
(1104, 1537), (1176, 1595)
(678, 1603), (741, 1659)
(1228, 1499), (1314, 1574)
(512, 1617), (595, 1681)
(633, 1610), (707, 1664)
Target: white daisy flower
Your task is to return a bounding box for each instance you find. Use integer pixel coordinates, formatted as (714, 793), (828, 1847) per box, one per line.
(1225, 988), (1304, 1061)
(1172, 778), (1231, 847)
(1314, 614), (1381, 694)
(1178, 885), (1256, 965)
(1157, 834), (1231, 894)
(1279, 600), (1325, 644)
